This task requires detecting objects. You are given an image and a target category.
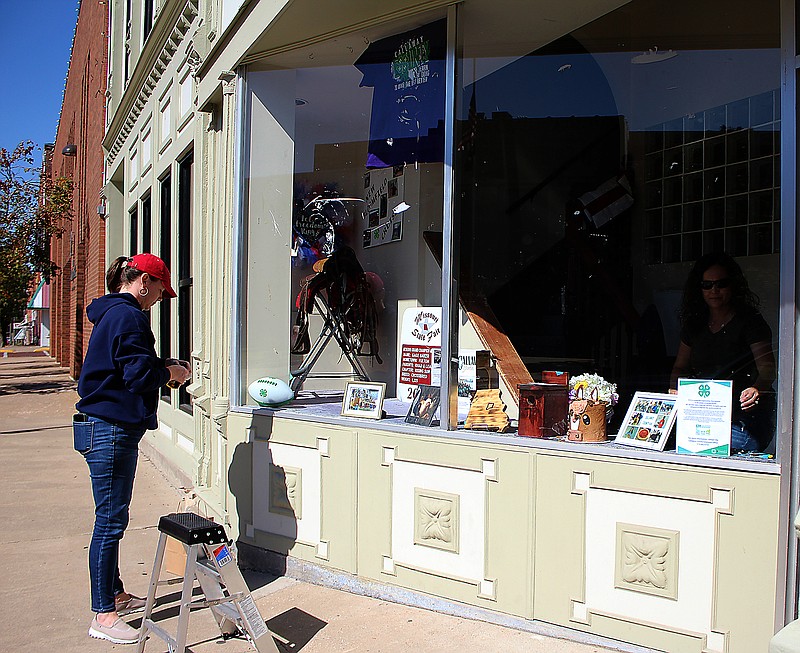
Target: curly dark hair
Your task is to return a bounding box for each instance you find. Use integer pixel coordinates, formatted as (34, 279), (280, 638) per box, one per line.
(680, 252), (760, 334)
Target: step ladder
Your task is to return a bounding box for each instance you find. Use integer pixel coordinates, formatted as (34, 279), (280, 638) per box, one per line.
(137, 512), (280, 653)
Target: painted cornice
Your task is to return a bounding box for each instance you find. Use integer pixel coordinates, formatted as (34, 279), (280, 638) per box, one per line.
(103, 0), (199, 165)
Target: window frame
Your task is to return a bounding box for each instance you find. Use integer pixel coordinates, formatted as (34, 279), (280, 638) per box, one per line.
(128, 205), (138, 256)
(228, 3), (795, 472)
(177, 151), (194, 414)
(140, 193), (152, 254)
(159, 172), (173, 402)
(142, 0), (155, 45)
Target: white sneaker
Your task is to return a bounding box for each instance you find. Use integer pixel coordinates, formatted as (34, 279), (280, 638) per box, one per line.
(88, 616), (139, 645)
(115, 593), (148, 616)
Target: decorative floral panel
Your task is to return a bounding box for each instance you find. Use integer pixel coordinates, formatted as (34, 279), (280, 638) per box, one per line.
(614, 522), (679, 600)
(269, 464), (302, 520)
(413, 488), (460, 554)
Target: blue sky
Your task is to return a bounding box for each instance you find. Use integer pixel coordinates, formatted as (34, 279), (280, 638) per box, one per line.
(0, 1), (80, 164)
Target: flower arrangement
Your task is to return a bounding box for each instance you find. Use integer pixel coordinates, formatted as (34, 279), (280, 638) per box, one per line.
(569, 373), (619, 406)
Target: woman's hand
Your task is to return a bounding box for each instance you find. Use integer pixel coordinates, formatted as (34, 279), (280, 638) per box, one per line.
(167, 363), (191, 387)
(740, 386), (760, 411)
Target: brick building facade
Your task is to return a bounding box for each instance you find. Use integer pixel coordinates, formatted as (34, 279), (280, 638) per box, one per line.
(49, 0), (108, 378)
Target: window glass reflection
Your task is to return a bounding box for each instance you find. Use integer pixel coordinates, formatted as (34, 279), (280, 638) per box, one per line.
(456, 0), (780, 446)
(242, 16), (446, 409)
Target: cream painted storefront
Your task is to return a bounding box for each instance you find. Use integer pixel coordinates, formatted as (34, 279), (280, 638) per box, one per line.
(104, 1), (797, 652)
(230, 412), (781, 652)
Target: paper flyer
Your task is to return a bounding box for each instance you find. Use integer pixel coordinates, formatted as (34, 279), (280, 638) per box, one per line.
(676, 379), (733, 456)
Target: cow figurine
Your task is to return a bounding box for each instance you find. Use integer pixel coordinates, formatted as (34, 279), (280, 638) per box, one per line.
(568, 386), (608, 442)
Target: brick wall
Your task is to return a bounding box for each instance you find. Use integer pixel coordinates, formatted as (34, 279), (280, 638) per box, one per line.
(49, 0), (108, 379)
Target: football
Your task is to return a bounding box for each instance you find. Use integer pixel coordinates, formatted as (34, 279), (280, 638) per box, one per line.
(248, 377), (295, 407)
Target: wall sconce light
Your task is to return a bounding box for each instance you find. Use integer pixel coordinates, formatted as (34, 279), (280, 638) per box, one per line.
(62, 143), (77, 156)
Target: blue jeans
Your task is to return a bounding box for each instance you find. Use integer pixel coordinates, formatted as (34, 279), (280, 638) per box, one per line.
(731, 419), (762, 452)
(73, 415), (144, 613)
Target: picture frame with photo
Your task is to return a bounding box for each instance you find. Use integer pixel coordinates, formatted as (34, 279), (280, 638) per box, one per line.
(405, 385), (441, 426)
(341, 381), (387, 419)
(615, 391), (678, 451)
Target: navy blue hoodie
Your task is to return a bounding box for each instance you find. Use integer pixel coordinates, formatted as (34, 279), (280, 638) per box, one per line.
(77, 293), (170, 431)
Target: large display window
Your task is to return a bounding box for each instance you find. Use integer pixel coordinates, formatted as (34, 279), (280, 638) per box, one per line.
(453, 0), (782, 453)
(236, 0), (786, 459)
(238, 12), (447, 409)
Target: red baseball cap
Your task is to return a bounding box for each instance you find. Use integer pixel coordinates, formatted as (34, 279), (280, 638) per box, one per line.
(129, 253), (177, 298)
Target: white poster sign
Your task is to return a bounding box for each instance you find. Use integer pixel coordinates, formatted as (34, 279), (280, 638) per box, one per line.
(397, 309), (487, 422)
(397, 307), (442, 402)
(676, 379), (733, 456)
(455, 350), (481, 420)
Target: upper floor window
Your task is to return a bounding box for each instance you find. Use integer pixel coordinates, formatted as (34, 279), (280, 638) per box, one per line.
(143, 0), (155, 44)
(124, 0), (132, 84)
(141, 194), (152, 253)
(160, 88), (172, 150)
(129, 206), (138, 256)
(128, 147), (138, 189)
(141, 123), (152, 173)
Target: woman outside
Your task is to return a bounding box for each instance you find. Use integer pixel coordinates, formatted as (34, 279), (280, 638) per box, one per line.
(669, 252), (776, 452)
(73, 253), (191, 644)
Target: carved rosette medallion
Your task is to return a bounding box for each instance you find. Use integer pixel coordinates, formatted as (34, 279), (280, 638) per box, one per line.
(413, 488), (460, 553)
(614, 523), (679, 600)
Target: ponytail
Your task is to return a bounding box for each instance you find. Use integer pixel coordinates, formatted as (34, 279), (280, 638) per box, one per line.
(106, 256), (143, 293)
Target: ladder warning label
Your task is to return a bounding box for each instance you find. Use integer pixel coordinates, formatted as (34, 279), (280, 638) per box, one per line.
(238, 595), (269, 640)
(213, 545), (233, 567)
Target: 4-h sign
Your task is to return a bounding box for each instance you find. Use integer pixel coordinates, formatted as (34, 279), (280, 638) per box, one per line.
(676, 379), (733, 456)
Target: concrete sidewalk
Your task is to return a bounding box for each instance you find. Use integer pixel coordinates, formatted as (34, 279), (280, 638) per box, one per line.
(0, 348), (622, 653)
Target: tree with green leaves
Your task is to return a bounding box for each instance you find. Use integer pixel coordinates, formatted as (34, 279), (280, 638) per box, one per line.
(0, 141), (71, 345)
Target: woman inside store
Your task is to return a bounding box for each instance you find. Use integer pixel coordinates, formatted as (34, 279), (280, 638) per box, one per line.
(669, 252), (776, 452)
(73, 253), (191, 644)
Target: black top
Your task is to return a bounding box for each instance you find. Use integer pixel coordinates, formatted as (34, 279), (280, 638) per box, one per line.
(680, 309), (774, 445)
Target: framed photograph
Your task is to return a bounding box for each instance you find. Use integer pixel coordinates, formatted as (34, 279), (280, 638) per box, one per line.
(341, 381), (386, 419)
(615, 391), (678, 451)
(405, 385), (441, 426)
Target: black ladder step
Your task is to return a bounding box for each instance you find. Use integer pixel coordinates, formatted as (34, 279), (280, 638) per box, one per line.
(158, 512), (227, 545)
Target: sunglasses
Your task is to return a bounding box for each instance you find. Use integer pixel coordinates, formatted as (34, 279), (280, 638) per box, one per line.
(700, 278), (731, 290)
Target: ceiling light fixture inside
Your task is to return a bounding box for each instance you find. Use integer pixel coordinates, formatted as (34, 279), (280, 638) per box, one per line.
(631, 48), (677, 64)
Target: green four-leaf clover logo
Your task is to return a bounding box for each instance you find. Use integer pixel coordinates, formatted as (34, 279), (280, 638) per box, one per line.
(698, 384), (711, 398)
